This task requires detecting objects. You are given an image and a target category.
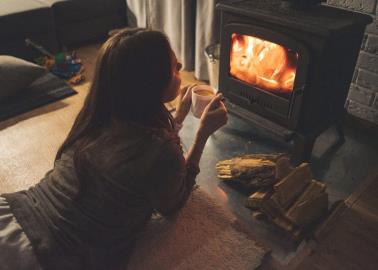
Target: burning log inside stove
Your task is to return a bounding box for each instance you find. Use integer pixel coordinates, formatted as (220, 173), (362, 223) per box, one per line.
(230, 34), (298, 98)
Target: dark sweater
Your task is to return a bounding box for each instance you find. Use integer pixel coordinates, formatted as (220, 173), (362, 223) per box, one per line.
(2, 123), (198, 270)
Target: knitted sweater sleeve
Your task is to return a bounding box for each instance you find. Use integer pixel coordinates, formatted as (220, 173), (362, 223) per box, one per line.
(145, 139), (200, 217)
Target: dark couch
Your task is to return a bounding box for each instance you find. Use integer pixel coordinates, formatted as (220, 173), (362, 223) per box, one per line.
(40, 0), (127, 46)
(0, 0), (59, 59)
(0, 0), (127, 60)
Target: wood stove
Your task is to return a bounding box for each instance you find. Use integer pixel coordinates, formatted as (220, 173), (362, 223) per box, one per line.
(217, 0), (372, 163)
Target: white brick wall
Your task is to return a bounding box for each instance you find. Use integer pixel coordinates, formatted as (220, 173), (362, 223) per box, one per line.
(328, 0), (378, 124)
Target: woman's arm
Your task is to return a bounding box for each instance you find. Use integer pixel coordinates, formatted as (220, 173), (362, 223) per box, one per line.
(146, 94), (227, 217)
(185, 93), (228, 168)
(146, 140), (197, 217)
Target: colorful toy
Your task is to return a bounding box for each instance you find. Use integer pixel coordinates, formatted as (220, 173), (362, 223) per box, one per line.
(25, 39), (85, 85)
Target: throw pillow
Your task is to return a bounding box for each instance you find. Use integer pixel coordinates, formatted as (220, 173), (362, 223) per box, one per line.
(0, 55), (46, 101)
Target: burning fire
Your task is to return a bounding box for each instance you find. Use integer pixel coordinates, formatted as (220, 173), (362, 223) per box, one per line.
(230, 33), (299, 96)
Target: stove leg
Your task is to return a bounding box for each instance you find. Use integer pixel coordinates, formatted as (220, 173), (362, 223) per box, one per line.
(336, 109), (346, 144)
(335, 121), (345, 144)
(292, 133), (316, 165)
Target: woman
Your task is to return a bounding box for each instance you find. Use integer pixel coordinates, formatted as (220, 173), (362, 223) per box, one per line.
(0, 28), (227, 270)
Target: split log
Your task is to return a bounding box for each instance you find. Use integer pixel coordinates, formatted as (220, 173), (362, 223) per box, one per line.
(251, 211), (268, 221)
(216, 153), (290, 189)
(237, 153), (288, 162)
(260, 196), (284, 219)
(275, 155), (293, 180)
(286, 180), (328, 227)
(271, 163), (312, 209)
(290, 228), (303, 243)
(261, 197), (295, 232)
(272, 216), (295, 232)
(216, 157), (276, 180)
(245, 188), (273, 209)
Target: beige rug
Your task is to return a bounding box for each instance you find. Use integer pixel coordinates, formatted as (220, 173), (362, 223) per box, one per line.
(126, 188), (268, 270)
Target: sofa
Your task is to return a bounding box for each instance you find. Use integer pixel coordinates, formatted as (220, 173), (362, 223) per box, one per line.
(0, 0), (127, 60)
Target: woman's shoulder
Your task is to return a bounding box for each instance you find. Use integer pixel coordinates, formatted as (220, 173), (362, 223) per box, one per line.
(125, 122), (184, 164)
(113, 120), (180, 146)
(102, 122), (184, 176)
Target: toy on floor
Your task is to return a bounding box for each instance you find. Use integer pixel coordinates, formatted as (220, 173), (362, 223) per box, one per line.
(25, 39), (85, 85)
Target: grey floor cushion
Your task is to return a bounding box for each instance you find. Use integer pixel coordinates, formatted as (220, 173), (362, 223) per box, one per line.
(0, 72), (77, 122)
(0, 55), (47, 100)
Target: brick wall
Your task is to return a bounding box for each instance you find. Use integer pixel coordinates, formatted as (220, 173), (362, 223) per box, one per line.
(327, 0), (378, 125)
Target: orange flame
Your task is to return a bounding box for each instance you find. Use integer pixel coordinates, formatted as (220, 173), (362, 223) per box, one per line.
(230, 33), (298, 97)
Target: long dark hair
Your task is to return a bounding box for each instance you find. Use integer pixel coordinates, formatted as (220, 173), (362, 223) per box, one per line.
(56, 28), (175, 191)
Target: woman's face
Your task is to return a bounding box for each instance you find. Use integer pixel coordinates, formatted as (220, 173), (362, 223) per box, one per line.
(162, 50), (182, 102)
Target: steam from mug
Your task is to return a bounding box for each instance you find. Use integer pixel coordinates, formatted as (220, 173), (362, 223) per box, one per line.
(191, 85), (216, 118)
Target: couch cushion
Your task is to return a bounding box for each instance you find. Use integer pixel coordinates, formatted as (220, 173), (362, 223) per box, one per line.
(40, 0), (126, 24)
(0, 34), (59, 61)
(57, 14), (126, 45)
(0, 56), (46, 101)
(0, 0), (56, 39)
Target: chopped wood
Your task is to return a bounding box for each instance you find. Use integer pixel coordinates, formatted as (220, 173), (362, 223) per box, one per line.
(216, 153), (288, 191)
(245, 188), (273, 209)
(238, 153), (288, 162)
(246, 171), (277, 189)
(287, 187), (328, 227)
(216, 157), (275, 180)
(275, 155), (293, 180)
(252, 211), (268, 221)
(272, 163), (312, 209)
(272, 215), (295, 232)
(216, 154), (330, 241)
(290, 228), (303, 243)
(261, 196), (296, 232)
(286, 181), (328, 227)
(230, 175), (276, 193)
(261, 196), (285, 219)
(216, 153), (288, 189)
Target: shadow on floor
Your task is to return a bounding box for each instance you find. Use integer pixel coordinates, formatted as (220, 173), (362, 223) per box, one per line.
(0, 101), (69, 131)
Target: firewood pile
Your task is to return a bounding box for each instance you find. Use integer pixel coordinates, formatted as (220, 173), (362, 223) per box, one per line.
(216, 153), (329, 241)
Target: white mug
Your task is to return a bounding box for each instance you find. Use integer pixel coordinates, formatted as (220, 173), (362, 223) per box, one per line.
(191, 85), (216, 118)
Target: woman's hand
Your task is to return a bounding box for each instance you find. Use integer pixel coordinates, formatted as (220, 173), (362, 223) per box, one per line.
(198, 93), (228, 139)
(174, 84), (196, 124)
(185, 93), (227, 171)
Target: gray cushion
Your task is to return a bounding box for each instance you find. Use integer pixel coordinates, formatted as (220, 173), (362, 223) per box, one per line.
(0, 56), (46, 100)
(0, 72), (77, 122)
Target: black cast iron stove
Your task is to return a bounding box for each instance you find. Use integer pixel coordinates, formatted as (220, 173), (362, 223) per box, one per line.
(217, 0), (372, 163)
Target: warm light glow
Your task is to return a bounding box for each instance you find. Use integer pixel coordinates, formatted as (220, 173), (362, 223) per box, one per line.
(230, 33), (299, 98)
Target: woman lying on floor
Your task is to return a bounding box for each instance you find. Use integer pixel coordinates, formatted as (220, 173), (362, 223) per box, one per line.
(0, 28), (228, 270)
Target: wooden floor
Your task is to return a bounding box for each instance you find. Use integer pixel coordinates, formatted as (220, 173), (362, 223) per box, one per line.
(0, 43), (202, 194)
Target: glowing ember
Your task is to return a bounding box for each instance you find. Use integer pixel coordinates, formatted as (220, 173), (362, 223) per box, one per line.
(230, 33), (299, 97)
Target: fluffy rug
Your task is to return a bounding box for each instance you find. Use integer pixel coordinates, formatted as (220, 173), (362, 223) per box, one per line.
(126, 187), (268, 270)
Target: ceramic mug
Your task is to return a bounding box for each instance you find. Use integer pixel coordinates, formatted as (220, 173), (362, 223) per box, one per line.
(191, 85), (216, 118)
